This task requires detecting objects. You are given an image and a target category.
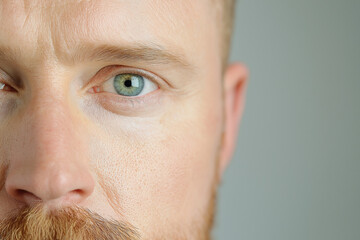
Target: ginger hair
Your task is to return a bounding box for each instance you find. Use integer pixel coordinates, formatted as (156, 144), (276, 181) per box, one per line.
(220, 0), (237, 67)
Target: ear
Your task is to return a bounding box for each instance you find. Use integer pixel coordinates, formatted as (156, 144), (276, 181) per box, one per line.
(218, 63), (248, 179)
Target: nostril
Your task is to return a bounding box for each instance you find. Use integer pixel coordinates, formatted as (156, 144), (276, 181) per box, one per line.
(73, 189), (84, 195)
(14, 189), (41, 202)
(5, 166), (95, 205)
(65, 189), (89, 202)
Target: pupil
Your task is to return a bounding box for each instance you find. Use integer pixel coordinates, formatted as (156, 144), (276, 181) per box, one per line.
(124, 79), (132, 88)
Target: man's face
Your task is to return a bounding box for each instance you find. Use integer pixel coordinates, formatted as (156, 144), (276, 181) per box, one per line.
(0, 1), (231, 239)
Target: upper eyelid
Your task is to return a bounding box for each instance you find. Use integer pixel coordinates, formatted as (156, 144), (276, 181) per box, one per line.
(0, 70), (12, 83)
(107, 68), (155, 83)
(0, 66), (30, 92)
(0, 71), (21, 92)
(89, 66), (164, 88)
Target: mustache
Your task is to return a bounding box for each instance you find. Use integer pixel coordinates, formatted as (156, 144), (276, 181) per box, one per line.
(0, 205), (140, 240)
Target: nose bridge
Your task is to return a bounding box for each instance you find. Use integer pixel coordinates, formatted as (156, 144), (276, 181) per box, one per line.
(5, 85), (95, 205)
(29, 93), (76, 158)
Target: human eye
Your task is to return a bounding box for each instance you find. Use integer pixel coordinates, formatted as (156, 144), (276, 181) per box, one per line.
(86, 66), (164, 115)
(89, 68), (159, 97)
(0, 80), (17, 93)
(95, 73), (157, 97)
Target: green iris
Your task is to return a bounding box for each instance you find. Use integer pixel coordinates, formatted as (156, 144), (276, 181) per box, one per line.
(113, 74), (145, 96)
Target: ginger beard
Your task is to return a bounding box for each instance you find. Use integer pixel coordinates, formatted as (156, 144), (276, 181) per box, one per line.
(0, 205), (139, 240)
(0, 160), (220, 240)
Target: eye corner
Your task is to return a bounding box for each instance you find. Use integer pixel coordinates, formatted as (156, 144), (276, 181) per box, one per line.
(0, 82), (18, 93)
(87, 86), (101, 94)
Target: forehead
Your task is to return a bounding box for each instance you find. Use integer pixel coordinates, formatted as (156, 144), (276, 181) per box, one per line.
(0, 0), (218, 68)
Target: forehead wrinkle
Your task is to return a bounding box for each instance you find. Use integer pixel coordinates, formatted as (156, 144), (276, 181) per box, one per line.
(1, 0), (208, 74)
(44, 1), (198, 62)
(147, 0), (196, 31)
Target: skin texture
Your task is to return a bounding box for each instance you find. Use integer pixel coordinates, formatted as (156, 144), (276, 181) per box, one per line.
(0, 0), (248, 239)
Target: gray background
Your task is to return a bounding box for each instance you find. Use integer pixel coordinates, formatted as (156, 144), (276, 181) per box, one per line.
(213, 0), (360, 239)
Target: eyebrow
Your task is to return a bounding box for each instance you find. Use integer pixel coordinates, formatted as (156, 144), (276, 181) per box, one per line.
(60, 43), (193, 70)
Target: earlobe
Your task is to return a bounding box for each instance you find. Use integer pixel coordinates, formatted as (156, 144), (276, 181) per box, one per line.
(218, 63), (248, 179)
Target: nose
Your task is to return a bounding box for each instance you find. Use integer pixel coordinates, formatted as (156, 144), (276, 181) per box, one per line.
(4, 96), (95, 207)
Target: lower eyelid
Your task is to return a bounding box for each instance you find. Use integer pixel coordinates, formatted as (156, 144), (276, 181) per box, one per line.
(93, 88), (162, 113)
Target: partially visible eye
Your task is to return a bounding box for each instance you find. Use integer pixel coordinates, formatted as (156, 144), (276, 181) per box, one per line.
(0, 82), (16, 92)
(93, 73), (158, 97)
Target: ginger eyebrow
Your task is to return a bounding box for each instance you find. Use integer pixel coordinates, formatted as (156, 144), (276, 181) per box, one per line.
(61, 43), (193, 70)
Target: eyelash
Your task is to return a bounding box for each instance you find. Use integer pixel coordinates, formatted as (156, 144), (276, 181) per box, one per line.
(89, 66), (160, 92)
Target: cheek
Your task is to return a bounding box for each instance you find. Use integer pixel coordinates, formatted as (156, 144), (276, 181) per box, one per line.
(87, 92), (222, 227)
